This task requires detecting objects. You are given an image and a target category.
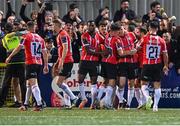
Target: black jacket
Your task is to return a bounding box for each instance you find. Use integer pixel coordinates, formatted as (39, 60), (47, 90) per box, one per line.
(20, 3), (42, 23)
(142, 13), (162, 25)
(19, 4), (31, 23)
(62, 12), (83, 24)
(113, 9), (136, 22)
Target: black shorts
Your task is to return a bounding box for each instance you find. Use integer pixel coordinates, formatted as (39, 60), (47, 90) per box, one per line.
(118, 63), (136, 79)
(6, 64), (25, 78)
(137, 67), (142, 79)
(141, 64), (162, 82)
(58, 63), (73, 78)
(26, 64), (42, 80)
(133, 63), (139, 78)
(78, 60), (99, 77)
(101, 62), (117, 79)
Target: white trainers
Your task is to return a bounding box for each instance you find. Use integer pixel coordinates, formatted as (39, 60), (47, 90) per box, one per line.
(153, 106), (158, 112)
(146, 96), (153, 110)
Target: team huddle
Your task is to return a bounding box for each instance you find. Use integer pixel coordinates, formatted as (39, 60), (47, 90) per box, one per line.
(4, 17), (168, 112)
(0, 0), (175, 113)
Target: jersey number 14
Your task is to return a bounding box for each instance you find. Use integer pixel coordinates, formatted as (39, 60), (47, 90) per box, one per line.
(31, 42), (42, 57)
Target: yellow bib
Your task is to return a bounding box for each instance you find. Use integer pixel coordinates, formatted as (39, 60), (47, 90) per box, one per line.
(2, 33), (20, 52)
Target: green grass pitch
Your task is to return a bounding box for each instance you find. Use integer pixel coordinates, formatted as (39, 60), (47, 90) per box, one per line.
(0, 108), (180, 125)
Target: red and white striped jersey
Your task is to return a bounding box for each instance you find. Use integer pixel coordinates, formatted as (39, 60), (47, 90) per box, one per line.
(118, 32), (136, 63)
(102, 35), (120, 64)
(56, 30), (74, 63)
(81, 32), (100, 61)
(137, 33), (167, 65)
(21, 32), (45, 65)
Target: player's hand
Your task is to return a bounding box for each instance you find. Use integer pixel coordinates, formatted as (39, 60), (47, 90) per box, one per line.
(52, 63), (58, 77)
(43, 65), (49, 74)
(36, 0), (42, 4)
(74, 8), (79, 16)
(130, 48), (137, 55)
(163, 66), (169, 76)
(5, 57), (11, 64)
(58, 61), (64, 72)
(106, 47), (112, 55)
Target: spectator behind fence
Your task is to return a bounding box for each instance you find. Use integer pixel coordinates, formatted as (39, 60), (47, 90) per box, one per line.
(113, 0), (136, 23)
(162, 32), (177, 70)
(62, 3), (83, 25)
(0, 0), (16, 31)
(142, 1), (162, 25)
(169, 27), (180, 75)
(20, 0), (42, 23)
(45, 38), (58, 64)
(95, 7), (110, 27)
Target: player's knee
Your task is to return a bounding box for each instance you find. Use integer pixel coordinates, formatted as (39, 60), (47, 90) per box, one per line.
(154, 82), (161, 89)
(128, 80), (134, 88)
(28, 78), (37, 86)
(119, 80), (126, 87)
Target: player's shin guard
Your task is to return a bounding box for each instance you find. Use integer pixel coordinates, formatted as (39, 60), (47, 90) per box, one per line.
(135, 88), (142, 106)
(63, 91), (71, 107)
(116, 87), (124, 103)
(79, 83), (87, 100)
(154, 88), (161, 108)
(91, 84), (97, 105)
(59, 83), (76, 100)
(141, 85), (149, 103)
(127, 87), (134, 106)
(31, 84), (42, 106)
(97, 85), (105, 100)
(105, 86), (113, 106)
(24, 85), (32, 105)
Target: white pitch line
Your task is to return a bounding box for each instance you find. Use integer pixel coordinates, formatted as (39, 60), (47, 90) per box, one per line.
(0, 116), (179, 119)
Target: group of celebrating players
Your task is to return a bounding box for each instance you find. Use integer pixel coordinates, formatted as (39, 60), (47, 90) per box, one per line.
(5, 17), (168, 112)
(1, 0), (172, 112)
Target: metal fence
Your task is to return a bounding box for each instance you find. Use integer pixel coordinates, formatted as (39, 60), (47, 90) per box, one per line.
(0, 0), (179, 25)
